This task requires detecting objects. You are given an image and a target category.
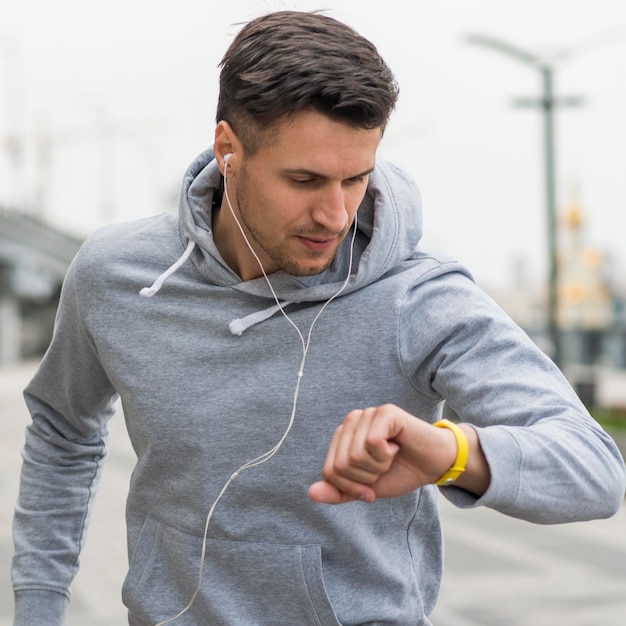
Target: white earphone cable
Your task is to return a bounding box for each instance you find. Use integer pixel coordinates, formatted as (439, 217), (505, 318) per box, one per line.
(153, 155), (357, 625)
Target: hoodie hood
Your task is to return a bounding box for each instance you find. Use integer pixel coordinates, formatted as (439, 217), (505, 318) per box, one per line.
(177, 147), (423, 303)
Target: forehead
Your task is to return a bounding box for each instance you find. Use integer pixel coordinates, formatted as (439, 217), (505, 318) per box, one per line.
(254, 110), (381, 176)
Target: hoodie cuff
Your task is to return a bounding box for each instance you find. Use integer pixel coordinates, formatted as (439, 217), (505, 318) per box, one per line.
(439, 424), (522, 510)
(13, 589), (69, 626)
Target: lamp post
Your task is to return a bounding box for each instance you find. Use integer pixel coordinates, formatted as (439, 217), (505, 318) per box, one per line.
(464, 34), (588, 369)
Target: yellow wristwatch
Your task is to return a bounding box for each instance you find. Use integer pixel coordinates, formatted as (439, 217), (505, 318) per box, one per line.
(433, 419), (469, 486)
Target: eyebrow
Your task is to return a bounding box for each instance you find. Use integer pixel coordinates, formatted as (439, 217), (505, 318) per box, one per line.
(283, 166), (375, 180)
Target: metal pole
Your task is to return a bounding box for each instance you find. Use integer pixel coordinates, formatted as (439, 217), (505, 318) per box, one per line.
(542, 67), (561, 367)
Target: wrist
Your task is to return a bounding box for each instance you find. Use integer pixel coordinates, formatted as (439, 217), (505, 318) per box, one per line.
(432, 419), (469, 486)
(450, 423), (492, 496)
(13, 589), (69, 626)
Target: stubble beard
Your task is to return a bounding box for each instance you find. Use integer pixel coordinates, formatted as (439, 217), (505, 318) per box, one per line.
(236, 179), (345, 277)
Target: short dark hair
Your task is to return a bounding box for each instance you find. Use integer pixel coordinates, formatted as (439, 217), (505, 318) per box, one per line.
(216, 11), (399, 153)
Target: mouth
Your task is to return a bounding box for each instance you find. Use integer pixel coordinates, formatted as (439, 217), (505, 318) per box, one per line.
(296, 236), (337, 252)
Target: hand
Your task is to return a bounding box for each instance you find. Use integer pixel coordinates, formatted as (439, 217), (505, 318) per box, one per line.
(308, 404), (459, 505)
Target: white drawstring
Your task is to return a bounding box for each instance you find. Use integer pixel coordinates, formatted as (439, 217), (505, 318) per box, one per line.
(228, 301), (293, 336)
(139, 240), (196, 298)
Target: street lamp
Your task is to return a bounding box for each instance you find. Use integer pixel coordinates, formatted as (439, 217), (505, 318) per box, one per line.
(464, 33), (598, 369)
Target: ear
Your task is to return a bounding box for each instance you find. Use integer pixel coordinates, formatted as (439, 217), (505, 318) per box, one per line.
(214, 121), (241, 175)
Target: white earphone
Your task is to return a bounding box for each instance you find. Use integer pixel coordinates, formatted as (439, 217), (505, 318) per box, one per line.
(223, 152), (232, 170)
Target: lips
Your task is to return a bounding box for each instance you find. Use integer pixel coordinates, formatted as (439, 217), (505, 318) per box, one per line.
(296, 236), (337, 252)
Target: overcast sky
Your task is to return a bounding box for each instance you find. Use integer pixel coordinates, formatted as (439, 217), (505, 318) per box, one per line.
(1, 0), (625, 289)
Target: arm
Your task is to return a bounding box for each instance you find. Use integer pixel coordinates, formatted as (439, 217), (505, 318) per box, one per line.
(12, 254), (118, 625)
(311, 271), (625, 522)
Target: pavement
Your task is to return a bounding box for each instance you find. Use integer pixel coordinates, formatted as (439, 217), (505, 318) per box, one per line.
(1, 360), (625, 625)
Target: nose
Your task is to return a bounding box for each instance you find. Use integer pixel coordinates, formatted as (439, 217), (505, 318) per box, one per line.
(310, 184), (349, 233)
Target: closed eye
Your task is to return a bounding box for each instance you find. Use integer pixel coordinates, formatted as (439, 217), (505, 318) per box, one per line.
(344, 174), (368, 187)
(290, 177), (317, 186)
(284, 167), (373, 188)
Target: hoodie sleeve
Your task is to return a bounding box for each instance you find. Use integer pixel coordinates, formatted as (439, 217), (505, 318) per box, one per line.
(400, 270), (626, 524)
(12, 250), (118, 625)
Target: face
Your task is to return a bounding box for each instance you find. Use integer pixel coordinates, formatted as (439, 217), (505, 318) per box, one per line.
(215, 110), (381, 280)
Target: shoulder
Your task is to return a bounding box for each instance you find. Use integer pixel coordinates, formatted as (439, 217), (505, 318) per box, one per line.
(71, 210), (184, 277)
(81, 210), (179, 261)
(67, 209), (183, 294)
(396, 253), (529, 351)
(400, 258), (513, 331)
(378, 248), (475, 298)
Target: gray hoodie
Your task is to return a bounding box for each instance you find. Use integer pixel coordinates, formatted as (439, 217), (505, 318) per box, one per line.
(12, 149), (626, 625)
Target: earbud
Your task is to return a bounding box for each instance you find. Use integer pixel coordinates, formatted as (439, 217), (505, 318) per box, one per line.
(223, 153), (232, 170)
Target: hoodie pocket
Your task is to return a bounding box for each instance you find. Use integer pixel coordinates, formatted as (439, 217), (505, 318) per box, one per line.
(123, 516), (342, 626)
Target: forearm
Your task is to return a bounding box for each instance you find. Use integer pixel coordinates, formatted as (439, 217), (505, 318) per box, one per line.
(457, 418), (626, 523)
(12, 409), (109, 605)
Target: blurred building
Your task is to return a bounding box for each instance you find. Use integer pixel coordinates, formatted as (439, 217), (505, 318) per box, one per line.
(491, 195), (626, 410)
(0, 208), (83, 364)
(558, 198), (612, 331)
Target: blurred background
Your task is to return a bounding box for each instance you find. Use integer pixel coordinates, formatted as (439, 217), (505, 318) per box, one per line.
(1, 2), (625, 623)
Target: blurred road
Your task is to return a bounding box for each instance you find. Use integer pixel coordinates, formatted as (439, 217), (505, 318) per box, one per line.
(1, 360), (625, 625)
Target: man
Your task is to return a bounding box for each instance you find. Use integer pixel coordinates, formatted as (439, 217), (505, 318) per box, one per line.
(12, 10), (625, 626)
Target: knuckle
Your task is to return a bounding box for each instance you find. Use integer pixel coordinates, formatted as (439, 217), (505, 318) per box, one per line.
(343, 410), (362, 425)
(333, 457), (351, 474)
(321, 465), (334, 482)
